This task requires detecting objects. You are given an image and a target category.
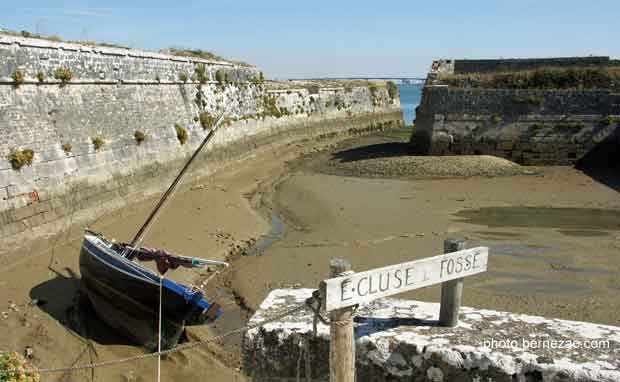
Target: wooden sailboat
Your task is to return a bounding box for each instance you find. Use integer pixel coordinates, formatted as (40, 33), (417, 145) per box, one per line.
(79, 112), (228, 350)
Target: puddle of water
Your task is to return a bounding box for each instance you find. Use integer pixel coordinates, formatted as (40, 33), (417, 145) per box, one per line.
(455, 207), (620, 230)
(558, 230), (610, 237)
(244, 214), (285, 256)
(488, 244), (558, 263)
(484, 280), (591, 296)
(475, 231), (524, 238)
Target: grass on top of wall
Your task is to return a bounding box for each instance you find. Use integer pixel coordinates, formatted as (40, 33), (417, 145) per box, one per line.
(438, 66), (620, 90)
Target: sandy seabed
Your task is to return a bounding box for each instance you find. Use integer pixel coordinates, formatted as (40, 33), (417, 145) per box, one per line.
(1, 131), (619, 381)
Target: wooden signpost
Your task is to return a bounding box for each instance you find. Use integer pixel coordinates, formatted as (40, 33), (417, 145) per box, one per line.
(320, 238), (489, 382)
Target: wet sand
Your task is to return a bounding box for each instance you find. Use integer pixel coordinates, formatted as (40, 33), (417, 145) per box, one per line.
(232, 135), (620, 325)
(1, 130), (620, 381)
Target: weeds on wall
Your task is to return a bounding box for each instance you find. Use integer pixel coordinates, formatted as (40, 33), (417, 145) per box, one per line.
(199, 112), (215, 129)
(92, 137), (105, 151)
(439, 66), (620, 90)
(513, 95), (544, 107)
(7, 149), (34, 170)
(261, 95), (282, 118)
(491, 113), (502, 124)
(554, 122), (585, 131)
(61, 143), (72, 154)
(134, 130), (146, 144)
(175, 124), (188, 144)
(53, 67), (73, 85)
(179, 72), (188, 83)
(36, 71), (45, 83)
(11, 70), (25, 87)
(194, 64), (208, 84)
(386, 81), (398, 99)
(215, 70), (228, 86)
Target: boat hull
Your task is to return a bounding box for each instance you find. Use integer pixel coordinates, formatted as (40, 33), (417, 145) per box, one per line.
(79, 232), (219, 350)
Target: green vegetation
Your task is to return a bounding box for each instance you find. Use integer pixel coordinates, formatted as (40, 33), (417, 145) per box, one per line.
(262, 95), (282, 118)
(491, 113), (502, 124)
(554, 122), (585, 130)
(386, 81), (398, 99)
(194, 64), (208, 84)
(1, 351), (41, 381)
(529, 123), (547, 132)
(596, 115), (613, 126)
(61, 143), (72, 154)
(513, 95), (544, 107)
(368, 84), (379, 96)
(175, 124), (188, 144)
(53, 67), (73, 85)
(178, 72), (188, 83)
(92, 137), (105, 151)
(250, 72), (265, 85)
(7, 148), (34, 170)
(166, 48), (224, 62)
(215, 70), (229, 85)
(439, 66), (620, 90)
(199, 111), (215, 129)
(36, 71), (45, 83)
(134, 130), (146, 144)
(11, 70), (25, 87)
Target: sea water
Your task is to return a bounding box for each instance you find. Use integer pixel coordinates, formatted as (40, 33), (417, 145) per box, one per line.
(397, 84), (422, 126)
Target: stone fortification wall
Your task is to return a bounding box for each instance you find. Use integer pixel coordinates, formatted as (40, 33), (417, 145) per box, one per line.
(413, 73), (620, 165)
(0, 39), (403, 262)
(452, 56), (612, 74)
(0, 35), (257, 83)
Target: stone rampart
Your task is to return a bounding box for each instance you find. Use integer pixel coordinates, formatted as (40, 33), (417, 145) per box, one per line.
(0, 35), (256, 83)
(244, 289), (620, 382)
(412, 85), (620, 165)
(452, 56), (611, 74)
(0, 39), (403, 262)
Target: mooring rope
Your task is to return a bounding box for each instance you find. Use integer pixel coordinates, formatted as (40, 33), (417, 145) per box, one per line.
(157, 275), (163, 382)
(2, 296), (316, 376)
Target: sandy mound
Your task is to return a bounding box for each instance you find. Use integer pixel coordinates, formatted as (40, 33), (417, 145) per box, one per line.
(326, 155), (537, 178)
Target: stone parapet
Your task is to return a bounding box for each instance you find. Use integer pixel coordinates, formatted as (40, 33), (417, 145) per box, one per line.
(244, 289), (620, 382)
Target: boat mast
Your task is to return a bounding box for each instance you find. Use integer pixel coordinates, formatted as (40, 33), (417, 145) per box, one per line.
(128, 111), (228, 249)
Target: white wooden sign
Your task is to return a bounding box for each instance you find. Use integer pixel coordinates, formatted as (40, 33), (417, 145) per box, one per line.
(321, 247), (488, 311)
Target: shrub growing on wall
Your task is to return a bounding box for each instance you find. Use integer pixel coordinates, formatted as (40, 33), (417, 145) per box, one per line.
(61, 143), (72, 154)
(54, 67), (73, 85)
(215, 69), (228, 85)
(92, 137), (105, 151)
(175, 124), (188, 144)
(199, 112), (215, 129)
(7, 149), (35, 170)
(386, 81), (398, 99)
(12, 70), (25, 87)
(194, 64), (208, 84)
(134, 130), (146, 144)
(179, 72), (188, 83)
(36, 71), (45, 83)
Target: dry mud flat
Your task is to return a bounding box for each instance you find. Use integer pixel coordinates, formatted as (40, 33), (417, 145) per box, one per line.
(1, 131), (619, 382)
(232, 134), (620, 326)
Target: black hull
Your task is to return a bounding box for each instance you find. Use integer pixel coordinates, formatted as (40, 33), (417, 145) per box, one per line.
(79, 232), (219, 350)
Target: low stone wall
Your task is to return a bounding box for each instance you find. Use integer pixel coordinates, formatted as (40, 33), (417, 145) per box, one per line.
(243, 289), (620, 382)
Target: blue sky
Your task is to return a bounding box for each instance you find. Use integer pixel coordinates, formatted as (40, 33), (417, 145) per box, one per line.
(2, 1), (619, 78)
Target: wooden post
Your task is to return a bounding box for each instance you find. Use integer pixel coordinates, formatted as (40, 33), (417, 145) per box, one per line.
(439, 237), (466, 327)
(329, 259), (355, 382)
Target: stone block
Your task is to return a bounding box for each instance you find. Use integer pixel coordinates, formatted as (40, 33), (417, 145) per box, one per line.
(244, 289), (620, 382)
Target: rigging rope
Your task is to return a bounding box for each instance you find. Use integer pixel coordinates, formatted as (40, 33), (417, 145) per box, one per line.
(3, 297), (314, 376)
